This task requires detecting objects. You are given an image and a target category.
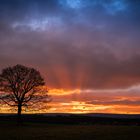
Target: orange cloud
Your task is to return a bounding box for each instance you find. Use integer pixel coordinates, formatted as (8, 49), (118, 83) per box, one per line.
(48, 88), (81, 95)
(0, 85), (140, 114)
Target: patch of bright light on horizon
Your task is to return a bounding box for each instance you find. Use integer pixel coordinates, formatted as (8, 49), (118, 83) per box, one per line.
(71, 101), (112, 111)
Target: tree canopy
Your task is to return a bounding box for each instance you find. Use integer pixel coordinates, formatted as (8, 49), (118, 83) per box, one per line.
(0, 64), (50, 121)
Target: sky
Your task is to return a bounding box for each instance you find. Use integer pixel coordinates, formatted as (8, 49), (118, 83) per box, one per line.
(0, 0), (140, 114)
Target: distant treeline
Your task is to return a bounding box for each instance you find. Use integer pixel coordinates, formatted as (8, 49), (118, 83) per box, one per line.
(0, 114), (140, 125)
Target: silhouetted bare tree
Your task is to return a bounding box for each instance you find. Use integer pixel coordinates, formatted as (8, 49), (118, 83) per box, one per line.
(0, 64), (50, 122)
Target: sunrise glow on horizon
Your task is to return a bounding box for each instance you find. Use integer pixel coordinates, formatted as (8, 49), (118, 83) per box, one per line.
(0, 86), (140, 114)
(0, 0), (140, 114)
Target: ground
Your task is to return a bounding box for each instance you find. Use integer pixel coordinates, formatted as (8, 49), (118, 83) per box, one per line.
(0, 122), (140, 140)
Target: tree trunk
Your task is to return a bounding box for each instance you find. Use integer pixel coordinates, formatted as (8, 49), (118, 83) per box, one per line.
(17, 104), (22, 123)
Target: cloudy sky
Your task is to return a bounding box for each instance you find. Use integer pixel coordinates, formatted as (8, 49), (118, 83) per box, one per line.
(0, 0), (140, 114)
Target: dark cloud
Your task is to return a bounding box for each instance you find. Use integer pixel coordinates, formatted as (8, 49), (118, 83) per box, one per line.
(0, 0), (140, 89)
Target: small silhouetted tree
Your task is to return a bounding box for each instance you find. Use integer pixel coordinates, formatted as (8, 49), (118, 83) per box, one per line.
(0, 64), (50, 122)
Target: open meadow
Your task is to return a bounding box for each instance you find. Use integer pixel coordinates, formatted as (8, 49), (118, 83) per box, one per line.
(0, 121), (140, 140)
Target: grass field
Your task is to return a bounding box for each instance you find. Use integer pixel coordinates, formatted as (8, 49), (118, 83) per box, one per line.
(0, 122), (140, 140)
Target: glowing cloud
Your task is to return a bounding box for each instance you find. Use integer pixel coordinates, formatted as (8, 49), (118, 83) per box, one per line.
(12, 17), (62, 31)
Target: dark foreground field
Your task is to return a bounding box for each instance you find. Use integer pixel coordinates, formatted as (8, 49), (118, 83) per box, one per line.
(0, 114), (140, 140)
(0, 122), (140, 140)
